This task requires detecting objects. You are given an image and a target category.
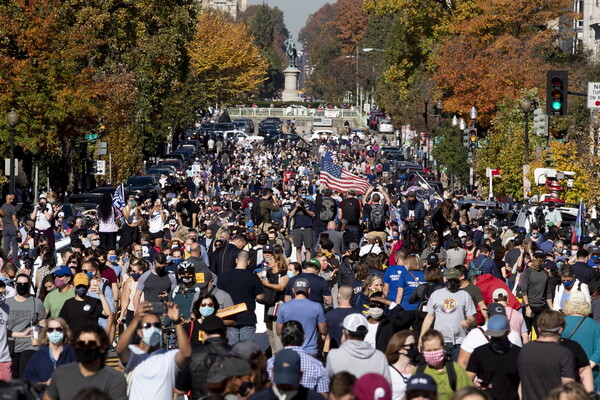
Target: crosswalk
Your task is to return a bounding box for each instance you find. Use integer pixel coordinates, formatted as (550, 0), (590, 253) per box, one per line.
(106, 350), (122, 372)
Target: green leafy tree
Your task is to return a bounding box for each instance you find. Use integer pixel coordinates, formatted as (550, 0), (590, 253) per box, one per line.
(432, 124), (469, 185)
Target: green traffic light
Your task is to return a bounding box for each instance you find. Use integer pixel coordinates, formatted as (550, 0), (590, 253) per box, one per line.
(552, 101), (561, 110)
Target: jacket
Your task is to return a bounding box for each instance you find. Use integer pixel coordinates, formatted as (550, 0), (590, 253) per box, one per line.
(326, 339), (391, 383)
(374, 306), (415, 352)
(552, 279), (591, 311)
(188, 337), (231, 400)
(400, 201), (425, 223)
(476, 274), (522, 310)
(22, 344), (76, 383)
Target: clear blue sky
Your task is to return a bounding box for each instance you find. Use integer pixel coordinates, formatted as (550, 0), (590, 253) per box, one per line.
(247, 0), (330, 45)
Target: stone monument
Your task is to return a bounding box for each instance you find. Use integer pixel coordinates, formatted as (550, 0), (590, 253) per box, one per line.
(282, 34), (302, 102)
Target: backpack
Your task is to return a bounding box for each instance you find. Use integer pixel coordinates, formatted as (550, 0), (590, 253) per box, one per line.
(250, 198), (263, 226)
(342, 198), (360, 225)
(468, 257), (488, 279)
(369, 204), (386, 231)
(416, 361), (457, 391)
(417, 283), (438, 319)
(319, 197), (336, 222)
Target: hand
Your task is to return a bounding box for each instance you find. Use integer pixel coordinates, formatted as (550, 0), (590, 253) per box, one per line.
(525, 306), (532, 318)
(136, 301), (153, 317)
(474, 379), (492, 389)
(370, 296), (391, 306)
(165, 302), (180, 321)
(460, 319), (470, 329)
(21, 327), (33, 338)
(158, 291), (168, 300)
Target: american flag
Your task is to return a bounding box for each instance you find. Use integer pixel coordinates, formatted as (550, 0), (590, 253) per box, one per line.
(320, 153), (370, 194)
(113, 183), (125, 218)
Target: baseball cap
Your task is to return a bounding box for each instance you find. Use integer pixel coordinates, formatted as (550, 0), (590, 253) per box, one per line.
(342, 313), (368, 332)
(492, 288), (509, 301)
(273, 349), (301, 386)
(194, 263), (212, 289)
(406, 373), (437, 393)
(348, 242), (359, 251)
(486, 314), (510, 337)
(443, 267), (460, 279)
(293, 278), (310, 293)
(262, 243), (274, 254)
(198, 315), (225, 333)
(230, 341), (261, 361)
(353, 373), (391, 400)
(533, 250), (545, 259)
(73, 273), (89, 287)
(513, 236), (524, 246)
(486, 302), (506, 317)
(543, 260), (558, 271)
(257, 233), (268, 244)
(590, 246), (600, 255)
(304, 259), (321, 269)
(53, 266), (74, 277)
(206, 357), (251, 384)
(426, 253), (439, 266)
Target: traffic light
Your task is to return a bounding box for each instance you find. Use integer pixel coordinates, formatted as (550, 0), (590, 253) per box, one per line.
(462, 130), (469, 148)
(99, 119), (106, 137)
(532, 108), (549, 137)
(546, 70), (568, 116)
(468, 128), (477, 149)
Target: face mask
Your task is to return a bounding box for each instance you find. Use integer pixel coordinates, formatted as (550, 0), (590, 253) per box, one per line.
(182, 276), (194, 284)
(592, 256), (600, 263)
(142, 326), (162, 347)
(490, 337), (512, 354)
(185, 245), (191, 252)
(166, 255), (173, 263)
(91, 240), (100, 246)
(123, 257), (130, 264)
(0, 293), (5, 305)
(562, 280), (574, 288)
(200, 306), (214, 317)
(47, 331), (64, 345)
(368, 307), (384, 320)
(155, 267), (167, 277)
(466, 245), (473, 250)
(172, 258), (182, 265)
(54, 277), (67, 289)
(86, 272), (94, 280)
(286, 271), (295, 279)
(532, 233), (539, 239)
(131, 273), (141, 281)
(75, 286), (88, 297)
(237, 381), (253, 397)
(423, 349), (446, 368)
(393, 235), (399, 240)
(75, 345), (101, 364)
(108, 255), (118, 263)
(445, 280), (459, 292)
(403, 344), (419, 361)
(16, 284), (30, 296)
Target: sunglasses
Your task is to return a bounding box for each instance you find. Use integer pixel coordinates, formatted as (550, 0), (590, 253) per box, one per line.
(142, 322), (162, 329)
(47, 327), (63, 333)
(200, 303), (214, 307)
(75, 340), (99, 349)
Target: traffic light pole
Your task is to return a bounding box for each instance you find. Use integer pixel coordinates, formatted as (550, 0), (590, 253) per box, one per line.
(524, 110), (530, 163)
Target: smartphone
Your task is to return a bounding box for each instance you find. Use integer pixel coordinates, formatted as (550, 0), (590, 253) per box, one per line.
(149, 301), (166, 315)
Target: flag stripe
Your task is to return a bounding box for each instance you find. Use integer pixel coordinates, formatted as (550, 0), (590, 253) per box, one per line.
(319, 154), (370, 194)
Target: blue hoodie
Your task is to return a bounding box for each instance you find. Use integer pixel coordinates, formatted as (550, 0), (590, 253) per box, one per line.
(22, 344), (76, 384)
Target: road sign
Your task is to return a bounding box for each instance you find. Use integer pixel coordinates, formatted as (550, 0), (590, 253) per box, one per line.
(98, 142), (107, 149)
(95, 160), (106, 175)
(588, 82), (600, 108)
(486, 168), (502, 178)
(85, 133), (99, 141)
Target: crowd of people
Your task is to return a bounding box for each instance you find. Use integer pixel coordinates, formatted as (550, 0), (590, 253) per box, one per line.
(0, 131), (597, 400)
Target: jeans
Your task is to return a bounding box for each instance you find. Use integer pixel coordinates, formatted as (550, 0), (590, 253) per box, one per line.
(348, 226), (361, 244)
(2, 232), (19, 264)
(226, 325), (256, 346)
(445, 342), (461, 362)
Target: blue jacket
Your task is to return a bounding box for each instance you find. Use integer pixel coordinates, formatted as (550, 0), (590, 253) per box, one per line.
(22, 344), (76, 383)
(400, 201), (425, 223)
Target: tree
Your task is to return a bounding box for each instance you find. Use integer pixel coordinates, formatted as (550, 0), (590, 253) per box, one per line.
(432, 124), (470, 185)
(188, 12), (268, 105)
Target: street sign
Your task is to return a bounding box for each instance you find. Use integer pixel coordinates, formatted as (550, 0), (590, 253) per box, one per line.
(486, 168), (502, 178)
(85, 133), (99, 141)
(4, 159), (18, 177)
(588, 82), (600, 108)
(98, 142), (107, 149)
(95, 160), (106, 175)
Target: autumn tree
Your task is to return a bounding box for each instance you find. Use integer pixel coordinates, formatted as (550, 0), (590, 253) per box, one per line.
(188, 12), (268, 105)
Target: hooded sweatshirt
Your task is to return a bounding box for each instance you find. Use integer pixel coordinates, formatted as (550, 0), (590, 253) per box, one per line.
(325, 339), (391, 383)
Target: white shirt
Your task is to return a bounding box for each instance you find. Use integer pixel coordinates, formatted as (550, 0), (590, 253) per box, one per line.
(125, 346), (179, 400)
(389, 366), (409, 400)
(365, 322), (378, 348)
(460, 324), (522, 354)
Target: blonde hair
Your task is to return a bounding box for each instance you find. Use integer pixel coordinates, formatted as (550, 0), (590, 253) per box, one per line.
(40, 317), (71, 346)
(562, 298), (592, 317)
(405, 255), (420, 271)
(362, 274), (383, 295)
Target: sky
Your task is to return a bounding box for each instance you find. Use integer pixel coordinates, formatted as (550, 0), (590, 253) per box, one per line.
(246, 0), (330, 46)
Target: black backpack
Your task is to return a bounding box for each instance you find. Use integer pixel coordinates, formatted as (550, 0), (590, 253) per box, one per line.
(250, 198), (263, 226)
(342, 198), (360, 225)
(320, 197), (336, 222)
(369, 204), (386, 231)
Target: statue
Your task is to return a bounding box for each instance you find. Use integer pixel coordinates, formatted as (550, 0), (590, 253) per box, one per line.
(284, 34), (297, 68)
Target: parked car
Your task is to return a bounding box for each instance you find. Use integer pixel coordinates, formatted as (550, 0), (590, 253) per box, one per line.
(378, 119), (394, 134)
(233, 118), (255, 133)
(125, 175), (161, 199)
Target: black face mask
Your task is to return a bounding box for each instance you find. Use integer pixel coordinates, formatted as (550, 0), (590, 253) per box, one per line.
(155, 267), (167, 277)
(490, 337), (512, 354)
(75, 345), (101, 364)
(404, 344), (419, 361)
(237, 381), (253, 397)
(445, 280), (460, 292)
(16, 284), (30, 297)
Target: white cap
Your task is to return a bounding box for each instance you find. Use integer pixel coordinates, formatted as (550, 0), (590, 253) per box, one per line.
(342, 313), (368, 332)
(492, 288), (509, 300)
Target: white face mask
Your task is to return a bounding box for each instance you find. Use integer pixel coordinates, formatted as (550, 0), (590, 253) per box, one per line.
(141, 327), (162, 347)
(369, 307), (384, 320)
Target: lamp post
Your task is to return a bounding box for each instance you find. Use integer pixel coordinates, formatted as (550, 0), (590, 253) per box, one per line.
(520, 98), (533, 200)
(451, 115), (458, 126)
(6, 109), (19, 194)
(459, 118), (466, 131)
(467, 106), (477, 193)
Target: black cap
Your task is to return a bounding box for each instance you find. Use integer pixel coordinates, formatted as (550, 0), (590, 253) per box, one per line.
(198, 315), (225, 333)
(263, 243), (274, 253)
(426, 252), (439, 266)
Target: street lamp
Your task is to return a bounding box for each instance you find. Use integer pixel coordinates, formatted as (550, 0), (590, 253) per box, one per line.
(6, 109), (19, 194)
(362, 48), (385, 53)
(436, 101), (443, 125)
(451, 115), (458, 126)
(469, 106), (478, 123)
(520, 99), (533, 163)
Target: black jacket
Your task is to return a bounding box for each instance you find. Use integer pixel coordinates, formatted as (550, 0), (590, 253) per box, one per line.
(212, 242), (240, 276)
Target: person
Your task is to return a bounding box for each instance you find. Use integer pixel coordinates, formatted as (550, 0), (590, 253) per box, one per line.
(488, 288), (528, 345)
(96, 192), (118, 250)
(217, 250), (265, 345)
(455, 265), (487, 326)
(176, 192), (198, 229)
(133, 253), (177, 309)
(544, 201), (562, 227)
(383, 249), (408, 303)
(284, 259), (333, 307)
(167, 261), (199, 325)
(467, 245), (501, 279)
(325, 285), (359, 350)
(553, 263), (591, 311)
(326, 313), (391, 382)
(409, 266), (444, 338)
(364, 186), (391, 245)
(404, 373), (438, 400)
(338, 190), (362, 243)
(329, 372), (356, 400)
(0, 262), (17, 298)
(560, 291), (600, 390)
(572, 248), (595, 285)
(314, 189), (338, 250)
(250, 349), (322, 400)
(276, 278), (327, 356)
(353, 373), (392, 400)
(395, 254), (424, 311)
(43, 323), (127, 400)
(400, 191), (425, 228)
(385, 330), (418, 400)
(149, 198), (168, 248)
(352, 273), (385, 316)
(267, 321), (329, 394)
(464, 314), (521, 400)
(212, 234), (247, 276)
(203, 355), (254, 400)
(0, 281), (17, 381)
(117, 300), (192, 400)
(175, 315), (230, 399)
(445, 239), (466, 269)
(1, 194), (20, 265)
(414, 330), (472, 400)
(6, 273), (46, 378)
(520, 249), (553, 335)
(418, 268), (476, 361)
(31, 194), (55, 251)
(23, 317), (76, 387)
(547, 382), (593, 400)
(518, 310), (576, 400)
(451, 388), (493, 400)
(118, 259), (147, 326)
(59, 273), (111, 333)
(81, 259), (115, 331)
(289, 193), (316, 263)
(43, 265), (74, 317)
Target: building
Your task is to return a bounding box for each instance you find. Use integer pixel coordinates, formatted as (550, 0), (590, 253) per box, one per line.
(582, 0), (600, 61)
(200, 0), (247, 19)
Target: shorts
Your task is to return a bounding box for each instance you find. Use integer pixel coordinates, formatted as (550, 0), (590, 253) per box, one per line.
(293, 227), (313, 249)
(152, 230), (165, 239)
(0, 361), (11, 381)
